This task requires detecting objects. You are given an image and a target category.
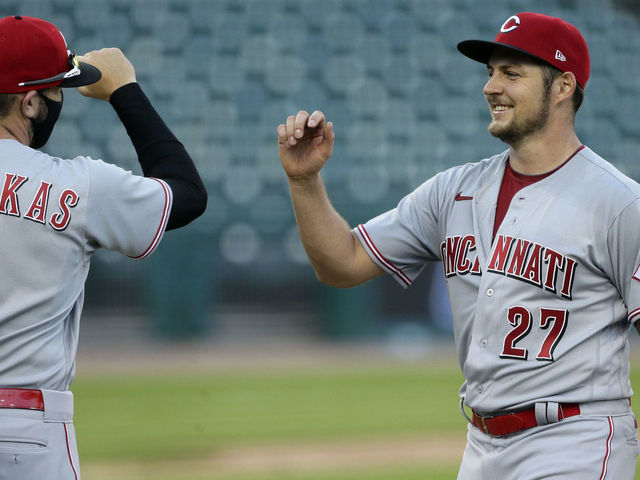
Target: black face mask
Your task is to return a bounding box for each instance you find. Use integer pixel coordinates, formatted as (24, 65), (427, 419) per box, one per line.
(30, 91), (63, 149)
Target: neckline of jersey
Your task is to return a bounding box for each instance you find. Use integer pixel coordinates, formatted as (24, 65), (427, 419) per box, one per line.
(507, 144), (586, 181)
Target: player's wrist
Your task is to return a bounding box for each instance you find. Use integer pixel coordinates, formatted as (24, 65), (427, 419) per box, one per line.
(286, 171), (323, 188)
(108, 82), (142, 105)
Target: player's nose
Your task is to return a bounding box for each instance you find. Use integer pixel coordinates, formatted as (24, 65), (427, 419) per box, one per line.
(483, 75), (502, 97)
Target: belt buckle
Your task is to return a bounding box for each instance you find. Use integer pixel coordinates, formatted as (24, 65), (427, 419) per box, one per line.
(479, 414), (493, 434)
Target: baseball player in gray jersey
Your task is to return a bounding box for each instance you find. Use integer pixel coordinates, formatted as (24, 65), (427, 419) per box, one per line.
(0, 15), (206, 479)
(278, 12), (640, 479)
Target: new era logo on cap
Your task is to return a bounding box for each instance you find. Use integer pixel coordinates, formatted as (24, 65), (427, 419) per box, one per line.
(457, 12), (590, 89)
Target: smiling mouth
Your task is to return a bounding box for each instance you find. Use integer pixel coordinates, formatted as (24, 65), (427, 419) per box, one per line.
(491, 105), (513, 114)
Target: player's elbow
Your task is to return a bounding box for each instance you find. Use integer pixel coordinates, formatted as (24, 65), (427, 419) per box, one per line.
(166, 183), (208, 230)
(193, 185), (208, 218)
(314, 269), (367, 289)
(184, 185), (208, 224)
(311, 248), (382, 288)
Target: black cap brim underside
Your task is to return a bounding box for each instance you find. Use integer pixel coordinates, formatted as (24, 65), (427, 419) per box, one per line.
(59, 62), (102, 88)
(457, 39), (549, 67)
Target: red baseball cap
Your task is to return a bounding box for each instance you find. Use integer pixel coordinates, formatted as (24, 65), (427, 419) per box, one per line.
(0, 15), (101, 93)
(457, 12), (590, 89)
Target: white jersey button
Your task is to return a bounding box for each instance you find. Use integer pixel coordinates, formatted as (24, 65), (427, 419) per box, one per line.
(480, 339), (488, 347)
(477, 385), (484, 393)
(486, 288), (494, 297)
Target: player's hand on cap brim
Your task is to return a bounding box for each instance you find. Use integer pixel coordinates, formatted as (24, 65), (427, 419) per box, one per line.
(76, 48), (137, 101)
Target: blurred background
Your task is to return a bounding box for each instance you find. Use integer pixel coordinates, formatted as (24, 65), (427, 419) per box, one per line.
(1, 0), (637, 347)
(2, 0), (640, 478)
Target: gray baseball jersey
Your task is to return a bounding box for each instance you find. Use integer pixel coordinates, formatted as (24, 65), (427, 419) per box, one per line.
(0, 139), (172, 391)
(355, 146), (640, 414)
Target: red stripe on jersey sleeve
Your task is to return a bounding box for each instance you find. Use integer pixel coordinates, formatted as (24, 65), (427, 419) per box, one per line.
(130, 178), (172, 260)
(357, 224), (412, 287)
(628, 307), (640, 325)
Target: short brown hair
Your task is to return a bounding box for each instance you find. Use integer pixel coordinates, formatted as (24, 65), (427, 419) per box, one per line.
(540, 63), (584, 113)
(0, 93), (20, 118)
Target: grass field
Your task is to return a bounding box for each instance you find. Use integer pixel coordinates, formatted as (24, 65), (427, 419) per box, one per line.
(72, 350), (640, 480)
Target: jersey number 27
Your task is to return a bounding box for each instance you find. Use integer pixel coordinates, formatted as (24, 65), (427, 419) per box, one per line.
(500, 306), (568, 361)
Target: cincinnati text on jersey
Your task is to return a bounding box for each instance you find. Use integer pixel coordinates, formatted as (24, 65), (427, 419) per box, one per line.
(441, 234), (577, 299)
(0, 173), (78, 231)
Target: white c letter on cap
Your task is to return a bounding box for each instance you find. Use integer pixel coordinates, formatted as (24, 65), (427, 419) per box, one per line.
(500, 15), (521, 33)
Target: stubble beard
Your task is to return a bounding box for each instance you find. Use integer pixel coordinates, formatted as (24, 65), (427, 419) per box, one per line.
(488, 93), (552, 146)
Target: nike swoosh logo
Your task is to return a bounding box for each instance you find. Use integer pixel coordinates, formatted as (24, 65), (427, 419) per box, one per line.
(455, 192), (473, 201)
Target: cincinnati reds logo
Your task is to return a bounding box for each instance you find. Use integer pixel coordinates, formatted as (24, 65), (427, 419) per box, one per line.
(500, 15), (520, 33)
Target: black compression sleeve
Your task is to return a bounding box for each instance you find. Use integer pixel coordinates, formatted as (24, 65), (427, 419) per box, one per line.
(109, 82), (207, 230)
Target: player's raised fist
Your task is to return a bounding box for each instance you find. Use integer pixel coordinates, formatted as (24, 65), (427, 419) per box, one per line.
(278, 110), (335, 180)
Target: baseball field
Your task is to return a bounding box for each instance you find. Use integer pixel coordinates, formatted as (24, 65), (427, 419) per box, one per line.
(73, 345), (640, 480)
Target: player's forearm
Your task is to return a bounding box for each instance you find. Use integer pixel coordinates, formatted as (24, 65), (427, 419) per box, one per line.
(109, 83), (207, 229)
(288, 174), (367, 288)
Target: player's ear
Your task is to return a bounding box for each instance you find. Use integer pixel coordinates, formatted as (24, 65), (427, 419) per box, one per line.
(555, 72), (577, 105)
(20, 90), (41, 120)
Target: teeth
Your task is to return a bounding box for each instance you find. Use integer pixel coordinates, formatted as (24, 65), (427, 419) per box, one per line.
(493, 105), (511, 111)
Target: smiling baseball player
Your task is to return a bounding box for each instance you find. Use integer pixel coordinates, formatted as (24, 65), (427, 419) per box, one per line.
(0, 15), (206, 479)
(278, 12), (640, 479)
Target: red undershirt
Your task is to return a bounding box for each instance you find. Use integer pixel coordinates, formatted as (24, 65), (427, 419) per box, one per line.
(492, 145), (585, 239)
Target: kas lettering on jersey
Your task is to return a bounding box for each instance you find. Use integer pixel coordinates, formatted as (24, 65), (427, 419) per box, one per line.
(0, 172), (77, 230)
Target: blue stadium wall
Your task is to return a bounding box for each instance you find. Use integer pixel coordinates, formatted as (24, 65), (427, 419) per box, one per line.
(3, 0), (639, 340)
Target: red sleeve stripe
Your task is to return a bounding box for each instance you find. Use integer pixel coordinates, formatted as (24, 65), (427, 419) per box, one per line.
(130, 178), (172, 260)
(628, 307), (640, 324)
(356, 224), (412, 287)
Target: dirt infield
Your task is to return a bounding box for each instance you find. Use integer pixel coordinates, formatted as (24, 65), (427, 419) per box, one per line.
(82, 433), (465, 479)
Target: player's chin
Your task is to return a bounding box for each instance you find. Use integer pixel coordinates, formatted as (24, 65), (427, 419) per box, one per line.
(487, 121), (504, 137)
(487, 122), (514, 142)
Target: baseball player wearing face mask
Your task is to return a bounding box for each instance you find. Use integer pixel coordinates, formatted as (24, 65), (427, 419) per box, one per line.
(0, 15), (206, 479)
(279, 12), (640, 479)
